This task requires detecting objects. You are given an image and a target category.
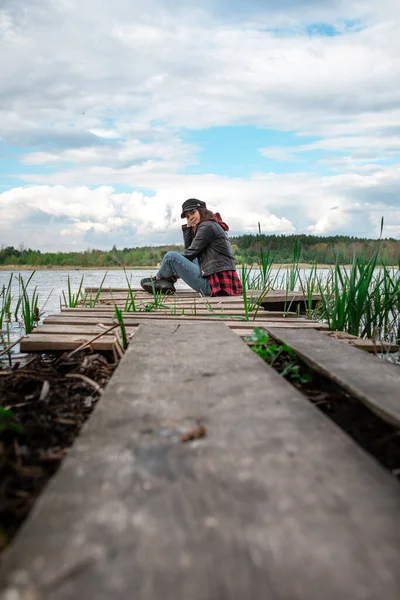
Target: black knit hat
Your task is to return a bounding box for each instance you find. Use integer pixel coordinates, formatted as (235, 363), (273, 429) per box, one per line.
(181, 198), (206, 218)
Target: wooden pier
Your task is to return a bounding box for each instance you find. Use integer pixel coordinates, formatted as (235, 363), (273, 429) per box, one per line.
(1, 288), (400, 599)
(19, 288), (396, 353)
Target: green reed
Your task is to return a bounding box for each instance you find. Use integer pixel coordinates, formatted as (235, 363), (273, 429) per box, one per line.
(0, 274), (13, 330)
(143, 280), (171, 312)
(241, 266), (250, 321)
(122, 269), (137, 312)
(81, 272), (108, 308)
(286, 239), (301, 292)
(298, 261), (321, 318)
(316, 253), (400, 342)
(18, 274), (40, 334)
(62, 275), (84, 308)
(114, 305), (128, 350)
(248, 218), (399, 342)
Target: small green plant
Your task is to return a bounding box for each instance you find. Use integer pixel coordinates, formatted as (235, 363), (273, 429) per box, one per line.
(82, 272), (108, 308)
(18, 273), (40, 334)
(199, 292), (214, 313)
(62, 275), (84, 308)
(249, 328), (311, 383)
(143, 280), (171, 312)
(0, 407), (23, 434)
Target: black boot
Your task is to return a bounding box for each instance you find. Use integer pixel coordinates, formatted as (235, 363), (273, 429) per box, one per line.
(140, 276), (157, 287)
(140, 275), (177, 287)
(141, 278), (176, 294)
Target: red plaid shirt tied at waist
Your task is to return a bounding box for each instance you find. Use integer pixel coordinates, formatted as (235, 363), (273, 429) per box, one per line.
(207, 270), (243, 296)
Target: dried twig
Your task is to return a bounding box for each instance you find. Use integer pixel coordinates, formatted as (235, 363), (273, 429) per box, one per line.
(66, 373), (102, 393)
(0, 337), (23, 358)
(39, 380), (50, 402)
(64, 324), (119, 360)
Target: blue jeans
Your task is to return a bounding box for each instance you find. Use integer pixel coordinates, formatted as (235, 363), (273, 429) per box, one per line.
(158, 252), (211, 295)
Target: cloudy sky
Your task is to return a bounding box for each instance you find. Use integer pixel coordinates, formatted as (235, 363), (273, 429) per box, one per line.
(1, 0), (400, 250)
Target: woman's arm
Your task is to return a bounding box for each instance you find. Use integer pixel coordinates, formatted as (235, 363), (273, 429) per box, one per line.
(182, 225), (193, 249)
(182, 222), (217, 261)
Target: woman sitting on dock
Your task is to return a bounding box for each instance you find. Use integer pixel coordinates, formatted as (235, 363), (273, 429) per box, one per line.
(140, 198), (243, 296)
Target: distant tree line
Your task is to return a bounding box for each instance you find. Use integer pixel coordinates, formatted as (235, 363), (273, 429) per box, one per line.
(1, 235), (399, 267)
(229, 234), (400, 266)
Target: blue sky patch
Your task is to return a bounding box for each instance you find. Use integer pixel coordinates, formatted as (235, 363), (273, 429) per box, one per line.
(181, 126), (322, 177)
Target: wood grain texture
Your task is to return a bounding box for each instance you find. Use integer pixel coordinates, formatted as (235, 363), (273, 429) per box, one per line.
(20, 333), (124, 352)
(323, 330), (399, 353)
(61, 307), (300, 318)
(2, 323), (400, 599)
(83, 288), (321, 310)
(267, 327), (400, 428)
(51, 311), (329, 327)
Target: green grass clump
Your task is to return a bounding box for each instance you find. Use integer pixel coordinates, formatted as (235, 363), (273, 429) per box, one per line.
(249, 328), (311, 383)
(317, 254), (400, 343)
(81, 272), (108, 308)
(0, 406), (23, 434)
(62, 275), (84, 308)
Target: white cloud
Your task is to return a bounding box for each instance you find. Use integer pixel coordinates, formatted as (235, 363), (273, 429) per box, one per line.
(1, 0), (400, 247)
(1, 161), (400, 250)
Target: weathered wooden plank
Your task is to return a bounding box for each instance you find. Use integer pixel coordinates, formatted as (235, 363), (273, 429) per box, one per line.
(44, 314), (328, 328)
(86, 287), (199, 295)
(64, 309), (265, 318)
(267, 327), (400, 428)
(60, 309), (300, 321)
(86, 287), (319, 299)
(31, 325), (139, 335)
(58, 309), (319, 322)
(91, 295), (288, 304)
(20, 333), (123, 352)
(90, 294), (254, 303)
(2, 323), (400, 599)
(33, 323), (251, 338)
(78, 303), (274, 312)
(323, 330), (400, 353)
(30, 322), (394, 351)
(80, 289), (321, 313)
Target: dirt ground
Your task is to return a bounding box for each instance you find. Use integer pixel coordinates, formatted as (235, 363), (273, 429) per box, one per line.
(0, 351), (117, 552)
(271, 352), (400, 480)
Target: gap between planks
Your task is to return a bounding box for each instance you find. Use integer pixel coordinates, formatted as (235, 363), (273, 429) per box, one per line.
(267, 327), (400, 429)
